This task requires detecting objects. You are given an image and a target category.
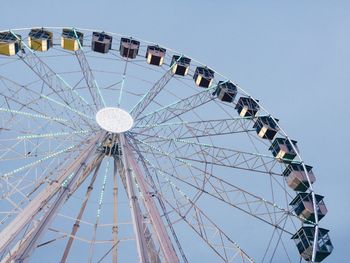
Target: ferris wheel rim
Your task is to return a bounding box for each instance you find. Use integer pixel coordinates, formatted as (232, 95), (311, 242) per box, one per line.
(0, 26), (331, 262)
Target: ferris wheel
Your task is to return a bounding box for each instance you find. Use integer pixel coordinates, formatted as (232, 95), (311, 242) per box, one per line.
(0, 27), (333, 263)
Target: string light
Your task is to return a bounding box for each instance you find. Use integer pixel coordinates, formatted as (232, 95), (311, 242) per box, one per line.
(61, 172), (75, 188)
(0, 107), (68, 123)
(96, 160), (110, 218)
(1, 144), (76, 178)
(41, 94), (94, 120)
(17, 130), (90, 140)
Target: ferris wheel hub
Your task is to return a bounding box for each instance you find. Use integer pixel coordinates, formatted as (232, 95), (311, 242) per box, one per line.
(96, 107), (133, 133)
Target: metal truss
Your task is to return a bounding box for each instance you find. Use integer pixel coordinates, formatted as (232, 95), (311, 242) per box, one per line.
(130, 133), (280, 175)
(73, 28), (106, 110)
(133, 117), (257, 140)
(134, 85), (217, 127)
(131, 69), (174, 119)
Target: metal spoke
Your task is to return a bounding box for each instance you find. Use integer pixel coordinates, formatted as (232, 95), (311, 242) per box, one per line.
(134, 84), (217, 127)
(73, 28), (106, 110)
(122, 136), (180, 263)
(133, 117), (258, 141)
(0, 75), (90, 131)
(130, 69), (174, 119)
(14, 130), (92, 140)
(61, 155), (104, 263)
(1, 143), (77, 179)
(130, 132), (280, 175)
(88, 159), (111, 263)
(116, 135), (152, 263)
(117, 42), (132, 107)
(112, 158), (119, 263)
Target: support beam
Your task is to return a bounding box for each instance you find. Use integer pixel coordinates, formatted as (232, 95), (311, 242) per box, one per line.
(112, 160), (119, 263)
(123, 139), (179, 263)
(117, 135), (150, 263)
(130, 134), (279, 175)
(114, 159), (160, 263)
(60, 156), (104, 263)
(0, 228), (36, 263)
(129, 139), (188, 263)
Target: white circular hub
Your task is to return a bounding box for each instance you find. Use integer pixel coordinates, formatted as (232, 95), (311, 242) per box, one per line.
(96, 107), (133, 133)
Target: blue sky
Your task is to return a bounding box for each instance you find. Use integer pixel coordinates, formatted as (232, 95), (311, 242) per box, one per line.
(1, 1), (349, 262)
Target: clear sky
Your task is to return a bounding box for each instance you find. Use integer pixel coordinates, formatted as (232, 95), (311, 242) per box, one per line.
(1, 1), (349, 262)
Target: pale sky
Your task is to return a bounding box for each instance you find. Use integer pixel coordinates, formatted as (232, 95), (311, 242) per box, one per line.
(1, 1), (349, 262)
